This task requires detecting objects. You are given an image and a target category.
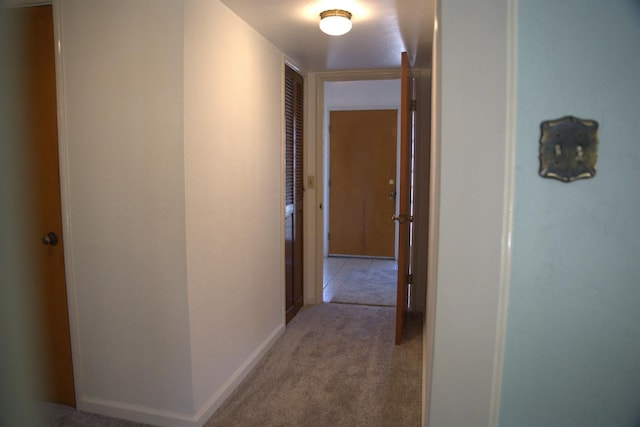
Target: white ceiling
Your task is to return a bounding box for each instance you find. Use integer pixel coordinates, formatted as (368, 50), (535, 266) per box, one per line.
(220, 0), (434, 72)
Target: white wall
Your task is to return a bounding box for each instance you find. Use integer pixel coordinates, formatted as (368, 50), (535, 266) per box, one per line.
(428, 0), (512, 425)
(57, 0), (287, 425)
(303, 73), (318, 305)
(324, 80), (401, 108)
(500, 1), (640, 425)
(59, 0), (194, 418)
(183, 0), (285, 416)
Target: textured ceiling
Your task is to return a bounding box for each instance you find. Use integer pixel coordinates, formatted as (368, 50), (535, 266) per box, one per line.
(221, 0), (434, 72)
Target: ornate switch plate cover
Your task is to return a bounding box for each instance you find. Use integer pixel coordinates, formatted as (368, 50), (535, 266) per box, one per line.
(539, 116), (599, 182)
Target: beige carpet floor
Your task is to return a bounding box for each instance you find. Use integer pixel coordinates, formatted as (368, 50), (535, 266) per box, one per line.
(36, 402), (152, 427)
(206, 303), (422, 427)
(330, 268), (397, 306)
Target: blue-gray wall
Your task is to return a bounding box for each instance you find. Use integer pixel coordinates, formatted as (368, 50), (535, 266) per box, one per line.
(500, 1), (640, 426)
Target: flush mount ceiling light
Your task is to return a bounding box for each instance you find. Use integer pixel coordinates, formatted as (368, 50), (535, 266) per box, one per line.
(319, 9), (352, 36)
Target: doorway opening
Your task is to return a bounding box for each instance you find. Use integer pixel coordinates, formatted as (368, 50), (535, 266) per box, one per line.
(316, 76), (408, 306)
(318, 77), (401, 307)
(312, 57), (429, 344)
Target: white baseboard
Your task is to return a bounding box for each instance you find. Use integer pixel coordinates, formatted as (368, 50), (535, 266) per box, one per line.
(78, 397), (197, 427)
(192, 323), (285, 425)
(77, 323), (286, 427)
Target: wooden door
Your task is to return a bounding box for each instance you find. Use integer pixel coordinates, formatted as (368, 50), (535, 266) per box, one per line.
(328, 110), (397, 257)
(284, 65), (304, 323)
(18, 5), (76, 405)
(395, 52), (414, 345)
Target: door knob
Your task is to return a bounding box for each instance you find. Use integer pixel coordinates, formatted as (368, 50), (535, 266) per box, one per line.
(391, 214), (413, 224)
(41, 232), (59, 246)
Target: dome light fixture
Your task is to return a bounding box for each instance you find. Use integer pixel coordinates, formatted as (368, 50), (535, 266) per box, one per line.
(319, 9), (352, 36)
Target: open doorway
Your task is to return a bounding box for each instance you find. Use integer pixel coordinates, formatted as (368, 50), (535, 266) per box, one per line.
(312, 67), (430, 315)
(317, 77), (401, 306)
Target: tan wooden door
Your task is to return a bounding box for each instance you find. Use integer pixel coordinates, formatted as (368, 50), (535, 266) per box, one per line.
(328, 110), (397, 258)
(395, 52), (414, 345)
(20, 5), (76, 406)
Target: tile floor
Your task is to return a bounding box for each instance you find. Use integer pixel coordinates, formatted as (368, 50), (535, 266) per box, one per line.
(322, 256), (397, 303)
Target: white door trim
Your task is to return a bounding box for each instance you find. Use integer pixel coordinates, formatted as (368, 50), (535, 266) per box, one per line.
(489, 0), (518, 425)
(52, 0), (83, 404)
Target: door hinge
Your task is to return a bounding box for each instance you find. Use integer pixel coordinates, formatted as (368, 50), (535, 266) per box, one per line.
(407, 274), (413, 285)
(410, 100), (417, 111)
(327, 232), (330, 240)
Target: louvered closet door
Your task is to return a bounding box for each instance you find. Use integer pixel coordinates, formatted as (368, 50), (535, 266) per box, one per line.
(284, 65), (304, 323)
